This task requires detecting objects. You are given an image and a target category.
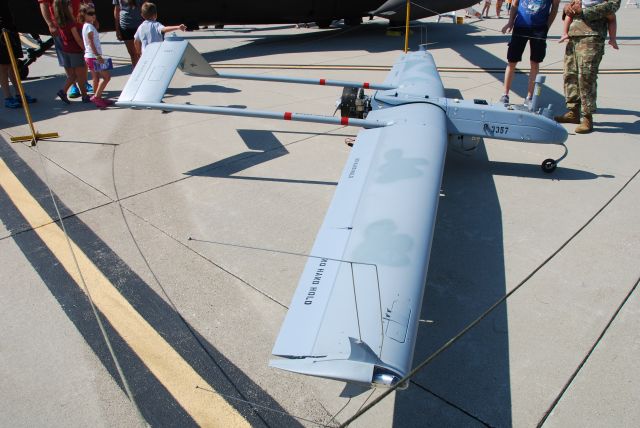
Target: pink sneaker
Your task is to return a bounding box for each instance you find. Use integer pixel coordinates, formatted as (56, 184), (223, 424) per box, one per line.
(102, 98), (115, 105)
(90, 96), (109, 109)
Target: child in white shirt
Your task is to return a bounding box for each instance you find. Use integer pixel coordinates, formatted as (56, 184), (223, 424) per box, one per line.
(79, 3), (112, 108)
(134, 2), (186, 55)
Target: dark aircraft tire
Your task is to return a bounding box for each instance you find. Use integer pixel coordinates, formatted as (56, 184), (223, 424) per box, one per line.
(317, 19), (332, 29)
(541, 158), (557, 173)
(344, 17), (363, 26)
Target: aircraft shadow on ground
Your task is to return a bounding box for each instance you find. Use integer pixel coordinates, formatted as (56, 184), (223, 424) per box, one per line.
(394, 144), (512, 427)
(593, 107), (640, 135)
(165, 84), (241, 97)
(184, 128), (340, 186)
(392, 152), (599, 427)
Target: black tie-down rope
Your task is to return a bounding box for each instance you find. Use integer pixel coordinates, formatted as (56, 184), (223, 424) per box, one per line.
(339, 166), (640, 427)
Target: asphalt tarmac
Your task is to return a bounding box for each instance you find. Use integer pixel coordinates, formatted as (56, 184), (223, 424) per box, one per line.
(1, 8), (639, 428)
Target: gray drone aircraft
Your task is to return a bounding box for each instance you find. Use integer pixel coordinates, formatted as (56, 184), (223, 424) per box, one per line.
(117, 36), (568, 389)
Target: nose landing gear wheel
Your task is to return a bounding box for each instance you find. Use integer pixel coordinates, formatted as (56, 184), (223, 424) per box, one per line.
(541, 158), (557, 173)
(541, 143), (567, 174)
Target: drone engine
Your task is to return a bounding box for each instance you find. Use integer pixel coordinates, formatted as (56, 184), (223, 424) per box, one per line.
(339, 87), (371, 119)
(448, 134), (482, 154)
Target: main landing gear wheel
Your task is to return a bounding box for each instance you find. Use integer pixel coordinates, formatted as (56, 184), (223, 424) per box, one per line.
(541, 158), (557, 173)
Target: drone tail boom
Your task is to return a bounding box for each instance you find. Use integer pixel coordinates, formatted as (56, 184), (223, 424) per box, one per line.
(118, 37), (395, 107)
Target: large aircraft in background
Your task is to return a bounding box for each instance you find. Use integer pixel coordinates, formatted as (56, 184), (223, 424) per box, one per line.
(10, 0), (477, 35)
(8, 0), (477, 78)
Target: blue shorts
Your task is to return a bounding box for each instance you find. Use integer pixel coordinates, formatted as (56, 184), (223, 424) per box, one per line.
(53, 36), (65, 67)
(507, 26), (549, 63)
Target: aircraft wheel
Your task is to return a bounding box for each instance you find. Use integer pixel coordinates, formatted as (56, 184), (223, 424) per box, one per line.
(317, 19), (332, 29)
(541, 158), (557, 173)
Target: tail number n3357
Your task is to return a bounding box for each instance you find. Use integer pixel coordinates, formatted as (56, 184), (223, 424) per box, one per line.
(484, 124), (509, 135)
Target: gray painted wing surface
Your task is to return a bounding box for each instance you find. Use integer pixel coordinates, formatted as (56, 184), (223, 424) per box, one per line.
(118, 40), (188, 104)
(118, 37), (217, 104)
(271, 102), (448, 386)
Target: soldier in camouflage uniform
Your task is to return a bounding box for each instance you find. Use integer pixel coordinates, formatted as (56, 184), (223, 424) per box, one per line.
(555, 0), (620, 133)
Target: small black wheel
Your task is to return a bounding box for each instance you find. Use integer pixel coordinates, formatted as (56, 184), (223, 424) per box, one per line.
(541, 158), (557, 173)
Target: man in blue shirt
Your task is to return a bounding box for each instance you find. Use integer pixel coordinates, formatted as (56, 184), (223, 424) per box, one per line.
(500, 0), (560, 105)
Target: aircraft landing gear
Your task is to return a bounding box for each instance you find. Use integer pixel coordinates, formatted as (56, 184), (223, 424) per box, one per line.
(541, 158), (557, 173)
(541, 142), (568, 173)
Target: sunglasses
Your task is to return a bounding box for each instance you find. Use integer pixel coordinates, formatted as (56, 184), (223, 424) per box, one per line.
(86, 11), (95, 15)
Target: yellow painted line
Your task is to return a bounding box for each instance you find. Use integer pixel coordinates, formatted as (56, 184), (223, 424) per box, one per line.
(0, 157), (249, 428)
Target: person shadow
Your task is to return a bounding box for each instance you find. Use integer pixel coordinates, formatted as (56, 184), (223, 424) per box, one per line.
(593, 107), (640, 135)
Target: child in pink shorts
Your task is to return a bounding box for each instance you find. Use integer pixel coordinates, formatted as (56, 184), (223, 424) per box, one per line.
(79, 3), (112, 108)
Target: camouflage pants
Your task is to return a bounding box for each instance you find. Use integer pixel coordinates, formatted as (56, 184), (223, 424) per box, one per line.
(563, 35), (605, 115)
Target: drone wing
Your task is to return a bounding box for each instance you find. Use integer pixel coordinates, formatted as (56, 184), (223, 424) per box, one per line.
(270, 101), (448, 387)
(119, 38), (217, 104)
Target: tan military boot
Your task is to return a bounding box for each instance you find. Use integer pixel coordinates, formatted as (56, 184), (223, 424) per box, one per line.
(554, 108), (581, 124)
(575, 114), (593, 134)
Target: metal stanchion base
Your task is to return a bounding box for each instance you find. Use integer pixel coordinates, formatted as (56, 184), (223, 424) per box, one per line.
(10, 132), (60, 146)
(3, 29), (59, 147)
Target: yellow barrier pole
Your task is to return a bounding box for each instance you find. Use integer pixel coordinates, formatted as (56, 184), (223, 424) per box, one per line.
(404, 0), (411, 52)
(2, 29), (59, 146)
